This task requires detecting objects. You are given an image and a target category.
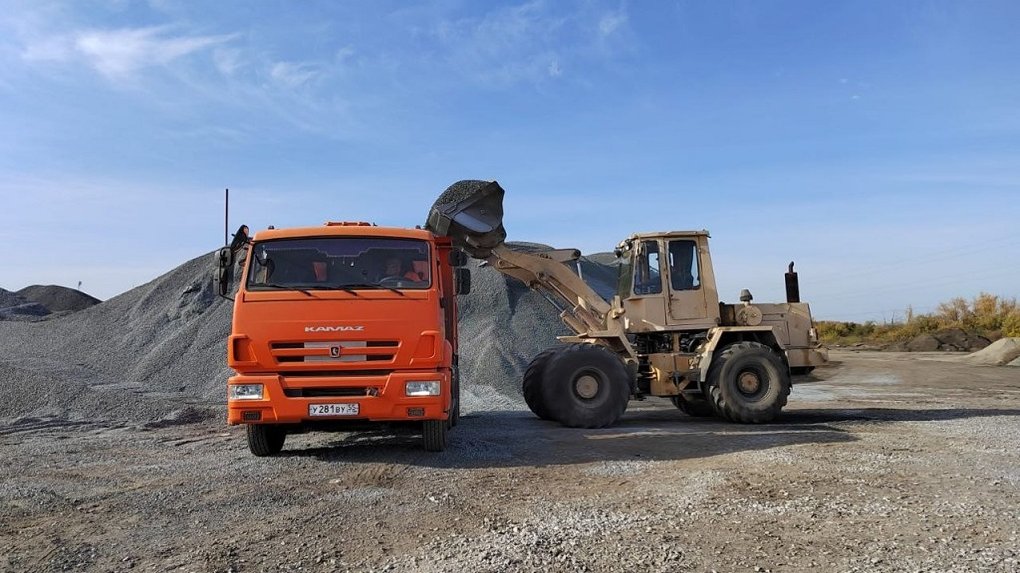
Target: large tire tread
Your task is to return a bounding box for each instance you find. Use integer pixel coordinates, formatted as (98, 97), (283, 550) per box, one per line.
(542, 343), (631, 429)
(423, 419), (448, 452)
(247, 424), (286, 457)
(522, 348), (559, 420)
(705, 341), (790, 424)
(671, 395), (717, 417)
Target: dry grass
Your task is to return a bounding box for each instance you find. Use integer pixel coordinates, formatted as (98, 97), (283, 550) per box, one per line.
(817, 293), (1020, 345)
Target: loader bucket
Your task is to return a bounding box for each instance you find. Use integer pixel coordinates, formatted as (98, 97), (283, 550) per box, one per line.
(426, 180), (507, 259)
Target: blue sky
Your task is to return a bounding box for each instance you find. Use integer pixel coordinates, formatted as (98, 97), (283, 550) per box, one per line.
(2, 0), (1018, 321)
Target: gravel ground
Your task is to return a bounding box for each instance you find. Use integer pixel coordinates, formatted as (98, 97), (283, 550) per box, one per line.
(2, 351), (1019, 572)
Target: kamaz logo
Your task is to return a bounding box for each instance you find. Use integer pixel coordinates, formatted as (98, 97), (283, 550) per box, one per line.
(304, 326), (365, 332)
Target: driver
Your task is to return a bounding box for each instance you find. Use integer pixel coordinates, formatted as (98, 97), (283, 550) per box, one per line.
(381, 256), (420, 282)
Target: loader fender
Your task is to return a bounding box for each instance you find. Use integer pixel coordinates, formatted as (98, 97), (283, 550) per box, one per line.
(697, 327), (784, 383)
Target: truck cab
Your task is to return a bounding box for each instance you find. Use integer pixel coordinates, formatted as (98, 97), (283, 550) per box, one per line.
(219, 222), (469, 455)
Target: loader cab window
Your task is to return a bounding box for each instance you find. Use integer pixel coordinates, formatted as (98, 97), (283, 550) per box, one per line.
(633, 240), (662, 295)
(668, 239), (700, 291)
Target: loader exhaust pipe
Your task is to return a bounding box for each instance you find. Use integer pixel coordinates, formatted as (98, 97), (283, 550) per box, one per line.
(426, 180), (507, 259)
(785, 261), (800, 303)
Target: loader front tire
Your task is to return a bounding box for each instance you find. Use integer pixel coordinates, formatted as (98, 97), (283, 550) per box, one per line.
(542, 344), (631, 428)
(522, 349), (558, 421)
(705, 342), (790, 424)
(247, 424), (286, 456)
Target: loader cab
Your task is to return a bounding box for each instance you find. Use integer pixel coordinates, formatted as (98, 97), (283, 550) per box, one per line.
(618, 231), (721, 332)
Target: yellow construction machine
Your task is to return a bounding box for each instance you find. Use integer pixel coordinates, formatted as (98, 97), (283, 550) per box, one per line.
(426, 180), (828, 427)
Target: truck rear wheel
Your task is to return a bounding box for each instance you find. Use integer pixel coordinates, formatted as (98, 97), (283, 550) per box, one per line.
(247, 424), (286, 456)
(670, 395), (716, 417)
(542, 343), (630, 428)
(705, 341), (790, 423)
(423, 419), (448, 452)
(449, 364), (461, 428)
(522, 349), (558, 420)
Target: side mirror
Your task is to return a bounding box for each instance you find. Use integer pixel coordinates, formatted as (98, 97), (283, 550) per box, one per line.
(449, 249), (468, 267)
(214, 247), (234, 297)
(456, 268), (471, 295)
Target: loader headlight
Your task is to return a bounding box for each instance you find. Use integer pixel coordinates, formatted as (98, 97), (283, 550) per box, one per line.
(230, 384), (264, 400)
(405, 381), (441, 396)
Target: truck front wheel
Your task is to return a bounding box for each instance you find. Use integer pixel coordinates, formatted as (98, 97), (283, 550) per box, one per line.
(423, 419), (447, 452)
(704, 341), (790, 423)
(246, 424), (286, 456)
(542, 343), (631, 428)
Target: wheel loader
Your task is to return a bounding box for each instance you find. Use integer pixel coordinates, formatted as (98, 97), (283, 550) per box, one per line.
(426, 180), (828, 427)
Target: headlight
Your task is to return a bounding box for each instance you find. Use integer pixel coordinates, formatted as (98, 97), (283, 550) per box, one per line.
(230, 384), (264, 400)
(405, 381), (441, 396)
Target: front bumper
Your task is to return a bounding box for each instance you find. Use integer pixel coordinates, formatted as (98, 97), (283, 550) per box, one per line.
(227, 370), (450, 425)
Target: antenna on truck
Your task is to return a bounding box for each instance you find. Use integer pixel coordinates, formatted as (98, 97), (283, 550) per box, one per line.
(224, 188), (229, 246)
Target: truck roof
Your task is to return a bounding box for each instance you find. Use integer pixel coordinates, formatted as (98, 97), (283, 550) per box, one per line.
(252, 224), (436, 242)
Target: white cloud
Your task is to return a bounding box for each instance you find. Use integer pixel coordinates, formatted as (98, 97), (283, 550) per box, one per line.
(547, 59), (562, 77)
(213, 47), (243, 76)
(598, 10), (627, 37)
(73, 26), (234, 79)
(269, 61), (322, 88)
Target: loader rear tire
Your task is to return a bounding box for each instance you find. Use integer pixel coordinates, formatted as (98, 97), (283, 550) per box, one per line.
(522, 349), (558, 421)
(704, 342), (790, 424)
(671, 396), (716, 417)
(542, 344), (631, 428)
(247, 424), (286, 456)
(423, 420), (447, 452)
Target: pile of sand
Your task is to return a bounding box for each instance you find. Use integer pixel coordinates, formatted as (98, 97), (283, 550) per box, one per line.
(961, 338), (1020, 366)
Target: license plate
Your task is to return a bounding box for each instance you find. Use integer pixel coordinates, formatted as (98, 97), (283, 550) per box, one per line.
(308, 403), (360, 417)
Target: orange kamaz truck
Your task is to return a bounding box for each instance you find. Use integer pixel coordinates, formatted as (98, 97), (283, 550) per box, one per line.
(215, 221), (470, 456)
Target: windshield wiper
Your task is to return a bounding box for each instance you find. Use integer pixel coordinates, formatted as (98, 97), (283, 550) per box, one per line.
(300, 284), (360, 296)
(343, 283), (405, 296)
(257, 282), (312, 296)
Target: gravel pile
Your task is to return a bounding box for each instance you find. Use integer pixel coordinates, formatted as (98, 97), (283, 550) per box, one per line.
(0, 242), (620, 423)
(961, 337), (1020, 366)
(887, 328), (992, 352)
(0, 254), (233, 425)
(0, 288), (50, 319)
(17, 284), (101, 312)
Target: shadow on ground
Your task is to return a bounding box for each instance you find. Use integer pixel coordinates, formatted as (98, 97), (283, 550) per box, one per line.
(277, 404), (1020, 469)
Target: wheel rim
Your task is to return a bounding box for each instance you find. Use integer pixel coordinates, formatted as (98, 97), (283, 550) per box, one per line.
(736, 369), (764, 397)
(574, 374), (600, 399)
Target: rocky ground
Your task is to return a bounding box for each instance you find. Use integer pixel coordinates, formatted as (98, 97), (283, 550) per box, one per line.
(2, 350), (1019, 573)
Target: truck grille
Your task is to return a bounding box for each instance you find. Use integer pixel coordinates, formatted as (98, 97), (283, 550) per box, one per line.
(283, 387), (373, 398)
(271, 340), (399, 364)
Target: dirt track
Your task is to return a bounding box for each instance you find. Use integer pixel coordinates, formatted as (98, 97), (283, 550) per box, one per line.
(2, 351), (1020, 572)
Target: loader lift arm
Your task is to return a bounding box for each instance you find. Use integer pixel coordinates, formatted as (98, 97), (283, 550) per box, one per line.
(486, 244), (636, 361)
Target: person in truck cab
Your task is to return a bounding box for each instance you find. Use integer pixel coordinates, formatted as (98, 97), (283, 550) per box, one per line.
(380, 256), (421, 282)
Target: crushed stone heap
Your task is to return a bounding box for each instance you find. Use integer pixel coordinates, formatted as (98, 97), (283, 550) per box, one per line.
(0, 245), (620, 425)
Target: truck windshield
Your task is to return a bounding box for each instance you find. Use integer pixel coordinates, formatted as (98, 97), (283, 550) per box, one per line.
(246, 237), (431, 291)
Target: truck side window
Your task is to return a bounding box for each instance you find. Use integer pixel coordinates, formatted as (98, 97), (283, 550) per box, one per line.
(634, 240), (662, 295)
(668, 239), (700, 291)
